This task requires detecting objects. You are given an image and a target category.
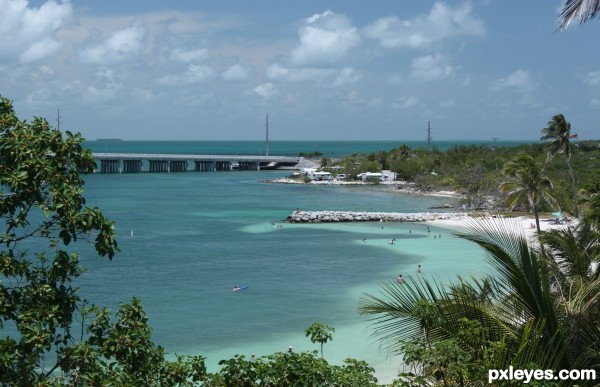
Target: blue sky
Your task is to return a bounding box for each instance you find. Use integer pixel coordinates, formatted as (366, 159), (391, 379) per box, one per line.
(1, 1), (599, 141)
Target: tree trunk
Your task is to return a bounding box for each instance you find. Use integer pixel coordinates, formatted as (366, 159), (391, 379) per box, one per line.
(566, 157), (579, 218)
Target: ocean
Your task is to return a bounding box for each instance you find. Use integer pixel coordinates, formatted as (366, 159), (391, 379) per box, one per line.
(72, 141), (501, 382)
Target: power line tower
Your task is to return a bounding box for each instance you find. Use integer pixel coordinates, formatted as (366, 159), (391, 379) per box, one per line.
(491, 137), (499, 151)
(265, 114), (269, 156)
(426, 121), (433, 150)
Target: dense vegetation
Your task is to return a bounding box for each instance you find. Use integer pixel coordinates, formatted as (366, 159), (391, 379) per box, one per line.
(322, 138), (600, 218)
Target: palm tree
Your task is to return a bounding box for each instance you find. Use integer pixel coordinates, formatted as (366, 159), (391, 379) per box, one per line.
(559, 0), (600, 30)
(541, 113), (579, 217)
(500, 153), (558, 233)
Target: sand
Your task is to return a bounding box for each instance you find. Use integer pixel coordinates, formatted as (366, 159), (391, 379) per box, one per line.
(423, 213), (577, 246)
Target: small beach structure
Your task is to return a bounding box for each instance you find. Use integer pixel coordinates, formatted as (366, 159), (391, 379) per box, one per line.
(302, 168), (332, 181)
(356, 170), (396, 182)
(357, 172), (385, 181)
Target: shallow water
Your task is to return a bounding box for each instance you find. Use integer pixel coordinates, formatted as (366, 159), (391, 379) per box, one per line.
(73, 171), (488, 382)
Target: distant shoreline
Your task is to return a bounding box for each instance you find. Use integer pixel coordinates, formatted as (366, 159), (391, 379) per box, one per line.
(265, 177), (463, 199)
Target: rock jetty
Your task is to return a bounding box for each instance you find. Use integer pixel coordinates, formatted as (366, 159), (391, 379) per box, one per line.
(287, 210), (467, 223)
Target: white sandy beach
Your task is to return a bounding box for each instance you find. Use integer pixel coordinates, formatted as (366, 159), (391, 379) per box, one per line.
(423, 213), (576, 245)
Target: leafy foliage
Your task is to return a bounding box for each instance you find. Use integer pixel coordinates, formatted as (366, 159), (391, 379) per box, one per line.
(217, 352), (378, 387)
(305, 322), (335, 358)
(0, 95), (119, 384)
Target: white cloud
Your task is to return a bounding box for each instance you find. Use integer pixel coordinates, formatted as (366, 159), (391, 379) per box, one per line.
(388, 74), (403, 85)
(333, 67), (361, 86)
(20, 37), (63, 63)
(31, 64), (55, 82)
(582, 70), (600, 85)
(369, 97), (384, 107)
(266, 63), (335, 82)
(439, 99), (455, 108)
(362, 2), (485, 49)
(491, 69), (537, 92)
(391, 95), (419, 109)
(254, 82), (277, 99)
(290, 10), (360, 66)
(84, 68), (124, 102)
(265, 63), (358, 87)
(410, 54), (454, 81)
(343, 90), (360, 104)
(461, 75), (471, 87)
(170, 48), (208, 62)
(221, 64), (250, 81)
(157, 64), (214, 86)
(79, 19), (146, 65)
(24, 88), (51, 104)
(0, 0), (72, 64)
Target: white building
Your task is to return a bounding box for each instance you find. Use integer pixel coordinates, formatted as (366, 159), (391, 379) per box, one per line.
(356, 170), (396, 181)
(301, 168), (332, 181)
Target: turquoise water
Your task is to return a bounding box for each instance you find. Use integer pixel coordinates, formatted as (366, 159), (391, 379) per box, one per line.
(76, 164), (488, 382)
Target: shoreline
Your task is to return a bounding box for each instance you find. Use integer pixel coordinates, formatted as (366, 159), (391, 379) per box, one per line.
(286, 210), (576, 244)
(266, 177), (463, 199)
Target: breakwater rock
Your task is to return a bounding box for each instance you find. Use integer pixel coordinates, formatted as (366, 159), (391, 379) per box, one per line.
(287, 210), (467, 223)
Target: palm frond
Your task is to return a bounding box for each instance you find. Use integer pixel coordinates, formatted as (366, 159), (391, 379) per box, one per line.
(358, 276), (448, 354)
(456, 217), (571, 368)
(559, 0), (600, 30)
(540, 225), (599, 279)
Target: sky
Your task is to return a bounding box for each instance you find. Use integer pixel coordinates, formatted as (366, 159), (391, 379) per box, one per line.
(1, 0), (599, 141)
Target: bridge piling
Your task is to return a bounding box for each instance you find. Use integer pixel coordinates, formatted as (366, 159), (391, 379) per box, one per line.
(93, 153), (299, 173)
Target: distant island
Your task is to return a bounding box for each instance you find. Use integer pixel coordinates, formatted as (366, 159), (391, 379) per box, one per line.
(95, 138), (123, 141)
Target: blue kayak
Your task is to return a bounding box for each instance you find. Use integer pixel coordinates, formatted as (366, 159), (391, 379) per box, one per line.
(232, 285), (248, 292)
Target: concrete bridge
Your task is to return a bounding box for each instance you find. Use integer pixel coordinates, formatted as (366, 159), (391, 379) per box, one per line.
(93, 153), (300, 173)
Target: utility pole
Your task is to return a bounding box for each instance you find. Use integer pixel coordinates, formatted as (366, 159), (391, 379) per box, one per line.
(56, 108), (61, 131)
(426, 121), (432, 151)
(265, 114), (269, 156)
(491, 137), (499, 151)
